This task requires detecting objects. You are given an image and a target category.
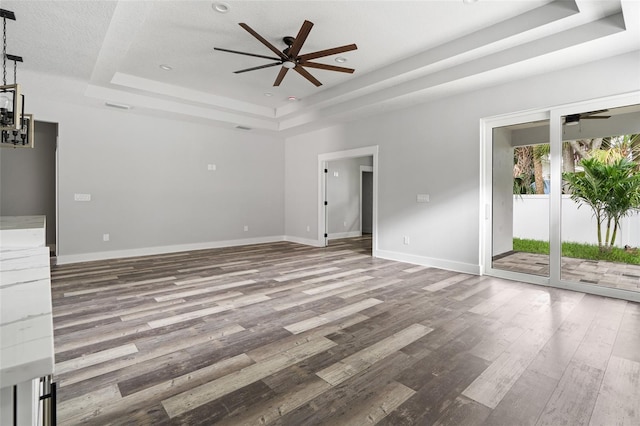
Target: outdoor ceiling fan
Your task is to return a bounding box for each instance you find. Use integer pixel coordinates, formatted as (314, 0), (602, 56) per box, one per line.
(563, 109), (611, 126)
(214, 20), (357, 87)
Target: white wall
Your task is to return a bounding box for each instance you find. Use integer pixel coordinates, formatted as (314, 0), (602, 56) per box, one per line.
(327, 157), (372, 238)
(284, 51), (640, 274)
(514, 195), (640, 248)
(18, 71), (285, 263)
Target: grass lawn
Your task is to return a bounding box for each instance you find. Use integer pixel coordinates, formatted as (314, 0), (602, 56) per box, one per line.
(513, 238), (640, 265)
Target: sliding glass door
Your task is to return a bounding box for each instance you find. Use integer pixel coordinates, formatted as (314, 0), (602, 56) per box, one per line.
(483, 94), (640, 302)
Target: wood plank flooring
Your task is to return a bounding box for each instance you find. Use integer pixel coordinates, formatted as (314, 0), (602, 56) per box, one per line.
(51, 236), (640, 425)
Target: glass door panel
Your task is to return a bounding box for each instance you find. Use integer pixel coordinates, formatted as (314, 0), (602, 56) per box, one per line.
(492, 119), (550, 277)
(560, 104), (640, 293)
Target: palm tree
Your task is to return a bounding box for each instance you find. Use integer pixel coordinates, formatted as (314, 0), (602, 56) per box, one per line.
(533, 144), (549, 194)
(513, 146), (534, 194)
(602, 159), (640, 247)
(563, 158), (609, 249)
(564, 156), (640, 251)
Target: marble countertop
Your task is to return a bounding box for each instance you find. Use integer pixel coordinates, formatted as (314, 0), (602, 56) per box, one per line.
(0, 216), (47, 249)
(0, 228), (54, 387)
(0, 216), (46, 231)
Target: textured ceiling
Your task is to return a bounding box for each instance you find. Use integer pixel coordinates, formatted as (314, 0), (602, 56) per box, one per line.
(2, 1), (639, 134)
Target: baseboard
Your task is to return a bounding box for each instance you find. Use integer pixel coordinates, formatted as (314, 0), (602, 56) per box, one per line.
(284, 235), (325, 247)
(376, 249), (481, 275)
(328, 231), (362, 240)
(56, 236), (286, 265)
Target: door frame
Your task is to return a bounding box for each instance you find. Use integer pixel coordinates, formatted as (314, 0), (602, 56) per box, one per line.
(480, 91), (640, 302)
(318, 146), (379, 254)
(480, 108), (550, 287)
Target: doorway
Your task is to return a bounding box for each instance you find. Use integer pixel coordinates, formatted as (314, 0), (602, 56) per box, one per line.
(318, 146), (379, 256)
(361, 166), (373, 235)
(0, 121), (58, 255)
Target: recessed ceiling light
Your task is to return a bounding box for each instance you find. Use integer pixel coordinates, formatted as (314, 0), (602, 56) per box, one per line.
(264, 92), (273, 97)
(463, 0), (478, 4)
(213, 2), (230, 13)
(159, 64), (172, 71)
(335, 57), (347, 64)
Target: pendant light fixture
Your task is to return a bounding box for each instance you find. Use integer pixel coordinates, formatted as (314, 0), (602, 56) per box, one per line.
(1, 8), (33, 148)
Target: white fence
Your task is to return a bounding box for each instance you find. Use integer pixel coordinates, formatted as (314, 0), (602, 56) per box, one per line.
(513, 195), (640, 248)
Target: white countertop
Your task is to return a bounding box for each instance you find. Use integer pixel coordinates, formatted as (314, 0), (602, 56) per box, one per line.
(0, 217), (54, 388)
(0, 216), (46, 248)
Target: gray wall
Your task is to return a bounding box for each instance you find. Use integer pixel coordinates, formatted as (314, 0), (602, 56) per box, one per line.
(284, 51), (640, 273)
(327, 156), (373, 237)
(18, 73), (285, 262)
(11, 48), (640, 270)
(1, 122), (57, 247)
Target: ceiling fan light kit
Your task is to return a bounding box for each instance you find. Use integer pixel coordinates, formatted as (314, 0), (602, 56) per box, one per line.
(214, 20), (357, 87)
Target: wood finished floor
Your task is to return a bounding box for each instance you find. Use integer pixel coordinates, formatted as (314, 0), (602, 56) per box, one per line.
(51, 236), (640, 425)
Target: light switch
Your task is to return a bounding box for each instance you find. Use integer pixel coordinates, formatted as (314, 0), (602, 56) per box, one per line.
(74, 193), (91, 202)
(333, 171), (339, 177)
(416, 194), (430, 203)
(207, 164), (217, 171)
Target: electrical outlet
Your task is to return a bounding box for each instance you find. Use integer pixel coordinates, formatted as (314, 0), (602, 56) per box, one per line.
(207, 164), (217, 171)
(103, 233), (110, 242)
(343, 221), (347, 227)
(403, 236), (410, 245)
(244, 225), (249, 232)
(306, 225), (310, 232)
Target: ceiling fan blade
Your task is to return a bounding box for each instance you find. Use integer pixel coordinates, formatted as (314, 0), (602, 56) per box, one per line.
(294, 65), (322, 87)
(273, 67), (289, 86)
(288, 20), (313, 59)
(298, 44), (357, 61)
(301, 62), (355, 74)
(239, 23), (287, 60)
(580, 109), (609, 117)
(214, 47), (281, 61)
(234, 62), (283, 74)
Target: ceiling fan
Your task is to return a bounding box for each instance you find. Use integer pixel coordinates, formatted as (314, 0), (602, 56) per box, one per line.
(564, 109), (611, 126)
(214, 20), (357, 87)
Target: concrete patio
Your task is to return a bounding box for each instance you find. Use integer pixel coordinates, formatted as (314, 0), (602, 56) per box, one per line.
(492, 251), (640, 293)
